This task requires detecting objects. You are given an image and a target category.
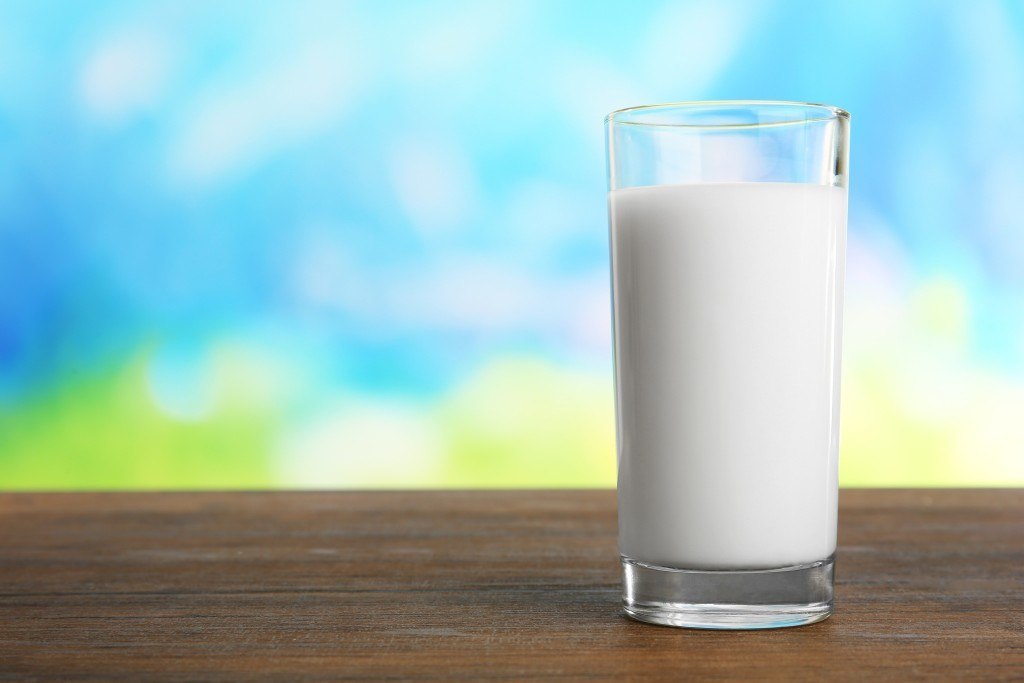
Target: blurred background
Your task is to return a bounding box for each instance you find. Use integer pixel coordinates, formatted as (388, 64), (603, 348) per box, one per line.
(1, 0), (1022, 489)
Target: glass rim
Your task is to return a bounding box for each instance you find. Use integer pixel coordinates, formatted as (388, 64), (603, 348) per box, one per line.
(605, 100), (850, 130)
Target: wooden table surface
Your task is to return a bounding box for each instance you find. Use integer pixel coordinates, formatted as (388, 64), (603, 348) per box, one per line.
(1, 490), (1022, 681)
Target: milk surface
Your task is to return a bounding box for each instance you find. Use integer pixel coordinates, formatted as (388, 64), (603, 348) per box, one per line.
(610, 182), (846, 569)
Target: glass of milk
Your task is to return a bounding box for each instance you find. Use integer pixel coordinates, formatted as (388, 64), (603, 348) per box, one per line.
(606, 101), (850, 629)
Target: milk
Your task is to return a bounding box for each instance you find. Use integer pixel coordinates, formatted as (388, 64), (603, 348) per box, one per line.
(610, 182), (846, 570)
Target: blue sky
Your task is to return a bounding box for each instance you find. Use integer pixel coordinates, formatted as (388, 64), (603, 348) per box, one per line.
(1, 1), (1022, 486)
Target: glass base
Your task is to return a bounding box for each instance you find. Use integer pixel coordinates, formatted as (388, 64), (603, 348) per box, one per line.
(622, 555), (834, 630)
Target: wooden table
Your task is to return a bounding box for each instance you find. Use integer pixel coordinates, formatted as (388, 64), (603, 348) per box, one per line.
(1, 490), (1022, 680)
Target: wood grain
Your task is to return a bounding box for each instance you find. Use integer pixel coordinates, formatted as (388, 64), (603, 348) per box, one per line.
(0, 490), (1022, 681)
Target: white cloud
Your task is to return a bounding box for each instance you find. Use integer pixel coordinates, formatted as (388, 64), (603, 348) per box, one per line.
(844, 213), (914, 356)
(390, 136), (479, 236)
(388, 257), (539, 332)
(287, 235), (612, 357)
(289, 222), (372, 312)
(80, 29), (173, 124)
(379, 256), (611, 360)
(564, 275), (613, 359)
(169, 43), (365, 186)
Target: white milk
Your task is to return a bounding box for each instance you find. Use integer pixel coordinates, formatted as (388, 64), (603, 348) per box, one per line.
(610, 182), (846, 570)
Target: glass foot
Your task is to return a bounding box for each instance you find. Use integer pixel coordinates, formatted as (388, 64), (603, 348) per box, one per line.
(622, 555), (834, 630)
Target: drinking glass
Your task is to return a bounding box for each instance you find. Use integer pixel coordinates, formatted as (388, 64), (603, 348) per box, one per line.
(606, 101), (850, 629)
